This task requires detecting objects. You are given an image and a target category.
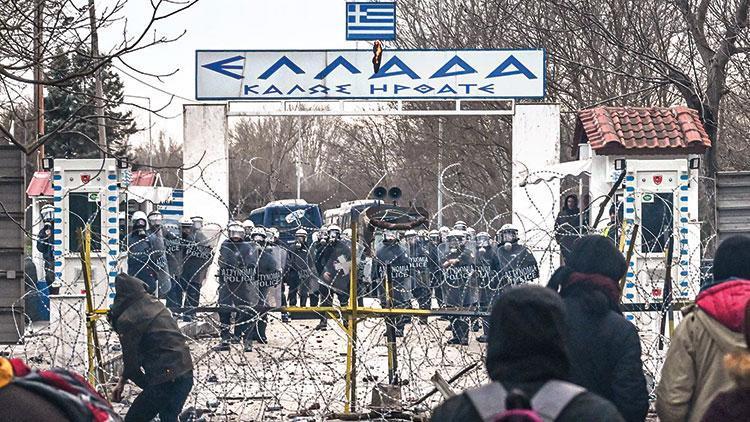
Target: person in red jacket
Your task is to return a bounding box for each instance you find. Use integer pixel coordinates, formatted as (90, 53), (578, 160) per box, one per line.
(657, 235), (750, 422)
(701, 299), (750, 421)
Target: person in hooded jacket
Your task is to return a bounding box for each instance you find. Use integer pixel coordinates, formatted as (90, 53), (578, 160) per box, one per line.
(430, 285), (624, 422)
(108, 273), (193, 422)
(555, 194), (582, 263)
(656, 235), (750, 422)
(127, 211), (170, 296)
(547, 235), (648, 422)
(701, 299), (750, 422)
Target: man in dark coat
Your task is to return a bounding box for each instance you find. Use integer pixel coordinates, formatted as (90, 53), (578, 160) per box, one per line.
(555, 194), (582, 263)
(109, 273), (193, 422)
(548, 235), (649, 422)
(431, 285), (624, 422)
(37, 204), (57, 294)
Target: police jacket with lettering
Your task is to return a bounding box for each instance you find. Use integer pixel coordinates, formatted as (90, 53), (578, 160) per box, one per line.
(217, 239), (255, 285)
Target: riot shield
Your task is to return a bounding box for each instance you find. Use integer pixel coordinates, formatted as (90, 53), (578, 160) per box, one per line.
(438, 240), (477, 308)
(288, 243), (319, 299)
(217, 239), (260, 306)
(407, 238), (431, 289)
(495, 243), (540, 288)
(374, 237), (412, 306)
(321, 238), (353, 296)
(256, 243), (284, 307)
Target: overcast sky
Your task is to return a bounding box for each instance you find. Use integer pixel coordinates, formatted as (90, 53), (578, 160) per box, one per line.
(118, 0), (358, 146)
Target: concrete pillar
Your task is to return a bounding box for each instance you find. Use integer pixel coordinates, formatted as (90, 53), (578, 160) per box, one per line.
(183, 104), (230, 226)
(512, 104), (561, 284)
(183, 104), (229, 303)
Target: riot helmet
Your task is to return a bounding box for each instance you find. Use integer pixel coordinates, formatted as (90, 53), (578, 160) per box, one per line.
(476, 231), (491, 250)
(191, 216), (204, 230)
(382, 229), (399, 244)
(41, 204), (55, 223)
(250, 227), (267, 244)
(428, 229), (441, 244)
(465, 227), (476, 241)
(342, 228), (352, 240)
(453, 220), (467, 231)
(328, 225), (342, 242)
(242, 219), (255, 237)
(147, 210), (163, 228)
(498, 223), (520, 251)
(267, 227), (279, 243)
(294, 228), (308, 248)
(404, 229), (418, 245)
(446, 229), (464, 253)
(132, 211), (148, 231)
(228, 221), (245, 241)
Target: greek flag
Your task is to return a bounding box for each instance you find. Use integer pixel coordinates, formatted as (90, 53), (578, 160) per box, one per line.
(346, 2), (396, 41)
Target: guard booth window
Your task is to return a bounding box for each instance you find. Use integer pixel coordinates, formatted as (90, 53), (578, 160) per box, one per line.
(68, 192), (102, 252)
(641, 192), (674, 253)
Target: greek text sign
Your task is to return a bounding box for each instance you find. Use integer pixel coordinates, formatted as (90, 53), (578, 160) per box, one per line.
(195, 49), (545, 100)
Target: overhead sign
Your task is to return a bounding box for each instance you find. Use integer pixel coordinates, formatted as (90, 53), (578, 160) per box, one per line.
(195, 49), (545, 101)
(346, 2), (396, 41)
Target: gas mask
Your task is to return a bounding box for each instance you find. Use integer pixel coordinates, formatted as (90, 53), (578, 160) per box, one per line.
(133, 219), (147, 234)
(148, 214), (163, 229)
(294, 236), (306, 249)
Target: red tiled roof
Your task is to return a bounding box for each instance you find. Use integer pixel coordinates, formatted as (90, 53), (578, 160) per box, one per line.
(130, 170), (157, 187)
(574, 106), (711, 155)
(26, 171), (54, 197)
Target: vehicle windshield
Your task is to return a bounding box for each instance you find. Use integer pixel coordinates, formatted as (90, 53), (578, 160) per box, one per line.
(269, 206), (321, 230)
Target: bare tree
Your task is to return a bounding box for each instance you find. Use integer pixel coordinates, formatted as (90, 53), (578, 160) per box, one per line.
(0, 0), (200, 156)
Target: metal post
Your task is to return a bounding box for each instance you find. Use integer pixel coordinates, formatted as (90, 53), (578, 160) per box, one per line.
(437, 118), (444, 227)
(147, 97), (152, 167)
(88, 0), (107, 155)
(34, 0), (46, 167)
(384, 267), (398, 385)
(344, 211), (359, 413)
(79, 226), (107, 394)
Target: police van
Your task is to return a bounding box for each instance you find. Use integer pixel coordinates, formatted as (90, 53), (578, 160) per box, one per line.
(248, 199), (323, 246)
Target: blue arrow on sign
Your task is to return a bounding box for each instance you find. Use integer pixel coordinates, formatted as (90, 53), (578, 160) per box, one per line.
(202, 55), (244, 80)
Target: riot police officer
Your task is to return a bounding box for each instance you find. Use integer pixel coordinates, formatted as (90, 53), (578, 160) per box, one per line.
(214, 221), (258, 352)
(406, 230), (431, 322)
(147, 210), (173, 296)
(475, 231), (500, 343)
(242, 220), (255, 240)
(127, 211), (169, 296)
(440, 230), (476, 345)
(37, 205), (57, 294)
(495, 224), (539, 288)
(375, 229), (413, 336)
(427, 229), (444, 308)
(180, 216), (214, 321)
(285, 229), (315, 307)
(317, 225), (352, 331)
(253, 227), (283, 343)
(166, 217), (193, 314)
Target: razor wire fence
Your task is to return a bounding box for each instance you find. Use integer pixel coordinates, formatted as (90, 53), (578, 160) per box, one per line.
(2, 142), (717, 420)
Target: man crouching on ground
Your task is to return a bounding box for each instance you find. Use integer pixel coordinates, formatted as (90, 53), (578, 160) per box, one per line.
(109, 273), (194, 422)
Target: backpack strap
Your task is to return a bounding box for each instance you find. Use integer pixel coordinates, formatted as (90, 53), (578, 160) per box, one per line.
(530, 380), (586, 421)
(465, 382), (509, 422)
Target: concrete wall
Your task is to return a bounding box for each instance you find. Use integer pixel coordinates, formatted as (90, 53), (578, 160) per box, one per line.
(511, 104), (561, 284)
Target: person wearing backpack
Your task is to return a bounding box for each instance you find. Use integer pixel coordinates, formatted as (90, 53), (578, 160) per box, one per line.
(430, 285), (624, 422)
(547, 235), (649, 422)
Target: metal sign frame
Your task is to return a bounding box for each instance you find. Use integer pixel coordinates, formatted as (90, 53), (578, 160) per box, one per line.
(226, 99), (516, 117)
